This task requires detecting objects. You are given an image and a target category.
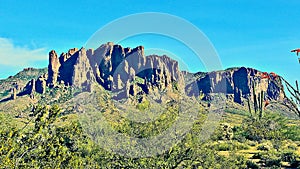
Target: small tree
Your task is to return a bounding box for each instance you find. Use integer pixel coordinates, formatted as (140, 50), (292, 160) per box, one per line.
(1, 105), (95, 168)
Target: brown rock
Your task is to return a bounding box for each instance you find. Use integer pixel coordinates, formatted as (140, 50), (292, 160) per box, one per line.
(47, 50), (60, 86)
(36, 74), (47, 94)
(72, 48), (96, 90)
(11, 88), (17, 100)
(185, 67), (285, 103)
(68, 48), (79, 56)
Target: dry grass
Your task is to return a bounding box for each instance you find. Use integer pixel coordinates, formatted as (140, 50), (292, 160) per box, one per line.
(221, 113), (245, 126)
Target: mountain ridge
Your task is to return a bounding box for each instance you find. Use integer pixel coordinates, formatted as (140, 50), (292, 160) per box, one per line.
(0, 43), (288, 112)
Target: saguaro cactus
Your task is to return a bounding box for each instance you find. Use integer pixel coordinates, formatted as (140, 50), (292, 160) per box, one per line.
(247, 80), (265, 120)
(258, 91), (264, 120)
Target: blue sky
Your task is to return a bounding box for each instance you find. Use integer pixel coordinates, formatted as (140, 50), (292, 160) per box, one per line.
(0, 0), (300, 84)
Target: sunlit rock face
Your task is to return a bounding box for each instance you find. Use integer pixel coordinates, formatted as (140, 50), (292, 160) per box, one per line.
(20, 42), (285, 104)
(185, 67), (285, 103)
(44, 43), (184, 98)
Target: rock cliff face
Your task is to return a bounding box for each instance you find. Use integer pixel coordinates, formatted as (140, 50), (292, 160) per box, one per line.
(42, 42), (184, 99)
(16, 43), (285, 104)
(47, 50), (60, 86)
(185, 67), (285, 103)
(36, 74), (47, 94)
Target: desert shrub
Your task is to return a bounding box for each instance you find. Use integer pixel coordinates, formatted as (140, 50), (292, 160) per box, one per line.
(284, 125), (300, 141)
(257, 142), (273, 151)
(252, 151), (281, 167)
(281, 151), (300, 167)
(252, 152), (263, 159)
(232, 125), (247, 143)
(261, 152), (282, 167)
(246, 160), (260, 169)
(136, 99), (150, 110)
(212, 123), (234, 141)
(253, 149), (300, 168)
(290, 159), (300, 168)
(214, 141), (249, 151)
(287, 144), (298, 150)
(282, 141), (299, 151)
(220, 123), (234, 140)
(246, 140), (257, 147)
(215, 142), (232, 151)
(0, 105), (98, 168)
(234, 142), (250, 150)
(220, 152), (247, 169)
(239, 113), (287, 141)
(264, 157), (281, 167)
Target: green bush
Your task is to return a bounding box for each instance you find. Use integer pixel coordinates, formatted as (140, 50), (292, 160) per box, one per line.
(257, 142), (273, 151)
(136, 99), (150, 110)
(0, 95), (298, 169)
(252, 152), (263, 159)
(239, 113), (287, 142)
(0, 105), (97, 168)
(214, 123), (234, 141)
(287, 143), (298, 151)
(284, 125), (300, 141)
(215, 142), (232, 151)
(246, 140), (257, 147)
(264, 157), (281, 167)
(281, 151), (300, 167)
(260, 151), (282, 167)
(214, 141), (249, 151)
(246, 160), (260, 169)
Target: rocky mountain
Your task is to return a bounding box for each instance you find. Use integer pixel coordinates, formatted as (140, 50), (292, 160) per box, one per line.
(0, 68), (47, 100)
(13, 42), (184, 101)
(1, 42), (286, 107)
(185, 67), (285, 104)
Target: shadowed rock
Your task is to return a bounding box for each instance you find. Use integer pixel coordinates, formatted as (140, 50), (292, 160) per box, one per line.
(36, 74), (47, 94)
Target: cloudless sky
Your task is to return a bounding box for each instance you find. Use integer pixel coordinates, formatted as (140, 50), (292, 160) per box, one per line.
(0, 0), (300, 84)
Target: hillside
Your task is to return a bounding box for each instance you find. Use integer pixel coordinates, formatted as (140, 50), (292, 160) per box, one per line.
(0, 68), (47, 99)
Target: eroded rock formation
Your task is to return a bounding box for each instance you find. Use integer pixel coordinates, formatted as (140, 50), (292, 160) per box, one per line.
(43, 42), (184, 99)
(185, 67), (285, 103)
(47, 50), (60, 86)
(16, 42), (285, 105)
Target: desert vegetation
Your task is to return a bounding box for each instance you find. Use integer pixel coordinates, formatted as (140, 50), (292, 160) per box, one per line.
(0, 88), (299, 168)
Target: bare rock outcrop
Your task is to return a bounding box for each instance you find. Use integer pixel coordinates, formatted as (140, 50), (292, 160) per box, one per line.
(83, 43), (184, 99)
(36, 74), (47, 94)
(185, 67), (285, 103)
(11, 88), (17, 100)
(14, 42), (286, 105)
(47, 50), (60, 86)
(72, 48), (95, 91)
(19, 79), (36, 98)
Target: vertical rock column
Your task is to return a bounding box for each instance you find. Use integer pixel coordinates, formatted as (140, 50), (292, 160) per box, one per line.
(47, 50), (60, 87)
(11, 88), (17, 100)
(72, 48), (96, 91)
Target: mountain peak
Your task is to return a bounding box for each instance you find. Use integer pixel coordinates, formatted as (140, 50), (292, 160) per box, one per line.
(42, 43), (181, 99)
(0, 43), (286, 107)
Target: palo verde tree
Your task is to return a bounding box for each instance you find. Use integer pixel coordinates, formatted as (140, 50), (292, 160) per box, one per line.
(0, 105), (97, 168)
